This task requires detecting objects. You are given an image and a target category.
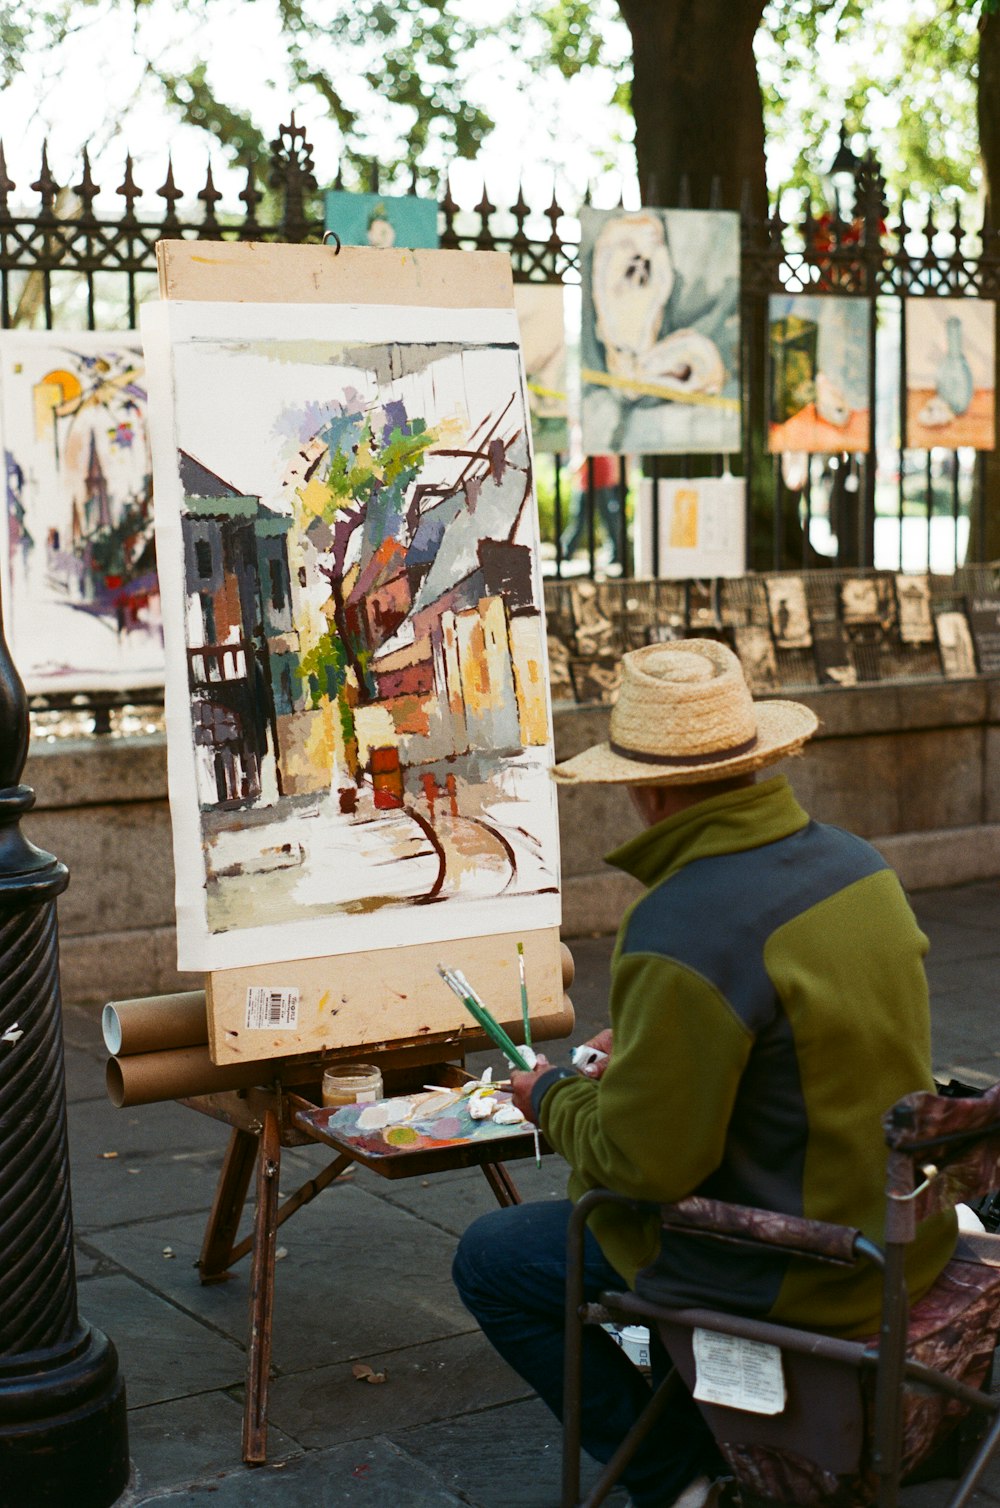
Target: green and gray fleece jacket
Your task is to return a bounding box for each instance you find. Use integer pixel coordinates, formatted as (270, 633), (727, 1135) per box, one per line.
(533, 776), (956, 1339)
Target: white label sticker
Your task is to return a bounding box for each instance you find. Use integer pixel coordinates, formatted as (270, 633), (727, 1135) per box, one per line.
(692, 1328), (786, 1415)
(245, 986), (299, 1031)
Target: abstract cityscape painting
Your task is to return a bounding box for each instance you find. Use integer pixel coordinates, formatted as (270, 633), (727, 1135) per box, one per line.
(580, 206), (741, 456)
(143, 300), (560, 972)
(0, 332), (162, 690)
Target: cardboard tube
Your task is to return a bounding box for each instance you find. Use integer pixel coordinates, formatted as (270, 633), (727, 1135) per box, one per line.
(560, 943), (575, 991)
(102, 992), (208, 1057)
(106, 1044), (272, 1108)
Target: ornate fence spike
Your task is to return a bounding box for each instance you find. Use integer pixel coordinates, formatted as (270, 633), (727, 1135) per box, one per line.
(156, 157), (184, 228)
(0, 141), (17, 210)
(583, 180), (593, 208)
(923, 199), (938, 259)
(369, 160), (380, 194)
(439, 169), (459, 249)
(115, 154), (141, 222)
(409, 165), (419, 195)
(73, 147), (99, 218)
(545, 188), (563, 249)
(31, 141), (59, 216)
(333, 160), (344, 192)
(269, 114), (317, 240)
(474, 179), (495, 248)
(198, 161), (223, 234)
(238, 157), (263, 236)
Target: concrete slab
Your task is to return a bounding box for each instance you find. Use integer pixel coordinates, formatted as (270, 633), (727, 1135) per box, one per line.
(77, 1272), (245, 1407)
(264, 1331), (532, 1451)
(63, 1040), (109, 1104)
(392, 1396), (630, 1508)
(83, 1182), (475, 1374)
(124, 1437), (466, 1507)
(123, 1393), (300, 1500)
(68, 1096), (226, 1230)
(913, 882), (1000, 931)
(352, 1156), (569, 1239)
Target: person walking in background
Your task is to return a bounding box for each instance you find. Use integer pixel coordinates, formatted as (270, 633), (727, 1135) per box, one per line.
(560, 453), (627, 566)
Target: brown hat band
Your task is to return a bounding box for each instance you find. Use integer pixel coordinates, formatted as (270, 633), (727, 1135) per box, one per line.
(608, 733), (760, 767)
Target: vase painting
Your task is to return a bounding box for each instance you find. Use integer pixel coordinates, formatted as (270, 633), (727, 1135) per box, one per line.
(906, 299), (995, 451)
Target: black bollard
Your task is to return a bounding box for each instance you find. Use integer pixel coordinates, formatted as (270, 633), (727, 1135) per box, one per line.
(0, 604), (128, 1503)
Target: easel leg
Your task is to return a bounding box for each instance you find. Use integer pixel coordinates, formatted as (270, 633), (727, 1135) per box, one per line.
(481, 1160), (522, 1208)
(199, 1127), (258, 1283)
(243, 1108), (280, 1465)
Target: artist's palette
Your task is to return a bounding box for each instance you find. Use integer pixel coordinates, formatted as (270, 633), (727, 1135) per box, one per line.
(298, 1086), (535, 1159)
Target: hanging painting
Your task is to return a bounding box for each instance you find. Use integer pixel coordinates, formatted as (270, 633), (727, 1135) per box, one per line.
(324, 190), (440, 250)
(905, 299), (995, 451)
(580, 206), (741, 456)
(0, 331), (161, 691)
(512, 283), (569, 453)
(768, 295), (871, 453)
(142, 300), (560, 973)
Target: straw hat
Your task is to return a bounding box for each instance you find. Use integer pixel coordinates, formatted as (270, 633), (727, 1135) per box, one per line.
(553, 639), (818, 786)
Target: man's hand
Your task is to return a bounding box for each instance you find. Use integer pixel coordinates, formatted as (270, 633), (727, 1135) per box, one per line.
(510, 1055), (551, 1123)
(581, 1028), (613, 1080)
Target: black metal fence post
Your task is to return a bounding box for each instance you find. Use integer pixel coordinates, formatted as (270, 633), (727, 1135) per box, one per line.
(0, 597), (128, 1505)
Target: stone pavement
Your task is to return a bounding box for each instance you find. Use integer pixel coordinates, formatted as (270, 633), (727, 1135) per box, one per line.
(55, 880), (1000, 1507)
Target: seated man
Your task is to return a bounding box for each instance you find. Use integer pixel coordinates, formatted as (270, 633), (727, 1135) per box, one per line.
(453, 639), (956, 1508)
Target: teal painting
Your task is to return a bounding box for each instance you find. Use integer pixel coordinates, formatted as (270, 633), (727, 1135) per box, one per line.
(324, 190), (440, 250)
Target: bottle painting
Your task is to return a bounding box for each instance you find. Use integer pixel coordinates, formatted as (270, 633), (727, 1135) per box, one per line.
(934, 316), (974, 417)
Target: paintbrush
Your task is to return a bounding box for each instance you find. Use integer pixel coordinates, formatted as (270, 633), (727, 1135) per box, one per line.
(517, 941), (532, 1051)
(437, 964), (532, 1072)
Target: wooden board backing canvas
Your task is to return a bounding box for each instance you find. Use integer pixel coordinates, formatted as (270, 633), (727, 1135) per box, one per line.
(149, 241), (566, 1066)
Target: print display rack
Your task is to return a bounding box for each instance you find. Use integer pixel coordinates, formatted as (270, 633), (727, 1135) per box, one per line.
(137, 238), (573, 1463)
(544, 563), (1000, 703)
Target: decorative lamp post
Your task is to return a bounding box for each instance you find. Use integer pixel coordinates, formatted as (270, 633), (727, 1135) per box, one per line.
(0, 599), (128, 1502)
(824, 121), (862, 223)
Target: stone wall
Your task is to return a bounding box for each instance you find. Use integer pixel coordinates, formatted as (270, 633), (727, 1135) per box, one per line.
(23, 678), (1000, 1004)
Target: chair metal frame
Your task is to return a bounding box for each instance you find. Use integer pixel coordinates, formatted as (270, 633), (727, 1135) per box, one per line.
(561, 1093), (1000, 1508)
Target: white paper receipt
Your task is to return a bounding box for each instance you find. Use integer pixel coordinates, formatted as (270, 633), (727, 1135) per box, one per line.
(245, 986), (300, 1031)
(692, 1328), (786, 1415)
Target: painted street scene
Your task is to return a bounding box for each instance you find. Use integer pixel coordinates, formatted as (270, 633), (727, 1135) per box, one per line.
(157, 318), (558, 961)
(0, 333), (161, 689)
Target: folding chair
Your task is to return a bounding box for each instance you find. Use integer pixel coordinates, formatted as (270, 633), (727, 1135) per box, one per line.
(562, 1079), (1000, 1508)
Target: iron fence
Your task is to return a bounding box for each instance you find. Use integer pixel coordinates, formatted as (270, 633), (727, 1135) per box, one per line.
(1, 119), (998, 725)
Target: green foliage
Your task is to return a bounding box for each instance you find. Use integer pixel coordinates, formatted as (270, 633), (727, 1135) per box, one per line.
(758, 0), (982, 203)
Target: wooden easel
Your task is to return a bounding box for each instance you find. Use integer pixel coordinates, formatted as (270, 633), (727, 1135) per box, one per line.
(148, 239), (573, 1462)
(182, 1049), (545, 1464)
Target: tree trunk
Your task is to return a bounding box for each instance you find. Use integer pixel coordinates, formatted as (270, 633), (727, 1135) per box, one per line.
(977, 11), (1000, 561)
(616, 0), (768, 215)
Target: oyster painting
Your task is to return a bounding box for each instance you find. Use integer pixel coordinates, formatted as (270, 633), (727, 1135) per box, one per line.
(580, 206), (741, 456)
(768, 295), (871, 453)
(906, 299), (995, 451)
(142, 301), (560, 972)
(0, 332), (161, 691)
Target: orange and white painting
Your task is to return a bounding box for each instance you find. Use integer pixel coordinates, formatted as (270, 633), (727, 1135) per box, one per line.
(905, 299), (995, 451)
(769, 295), (871, 453)
(143, 300), (560, 972)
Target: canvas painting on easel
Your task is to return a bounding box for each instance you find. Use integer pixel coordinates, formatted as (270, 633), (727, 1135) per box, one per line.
(143, 298), (560, 974)
(0, 331), (162, 692)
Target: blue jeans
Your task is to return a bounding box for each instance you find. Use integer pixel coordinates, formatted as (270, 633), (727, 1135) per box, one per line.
(452, 1200), (723, 1507)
